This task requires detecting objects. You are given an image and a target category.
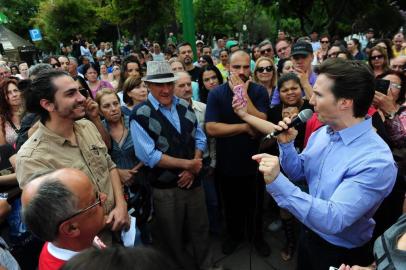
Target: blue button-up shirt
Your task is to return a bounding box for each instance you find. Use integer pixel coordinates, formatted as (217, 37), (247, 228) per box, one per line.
(131, 93), (207, 168)
(266, 117), (397, 248)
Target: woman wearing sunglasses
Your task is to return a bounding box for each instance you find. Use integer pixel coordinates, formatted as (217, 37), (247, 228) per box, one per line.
(253, 57), (277, 108)
(369, 46), (390, 78)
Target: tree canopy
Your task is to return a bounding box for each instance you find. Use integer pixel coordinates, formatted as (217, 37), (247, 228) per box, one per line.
(0, 0), (404, 51)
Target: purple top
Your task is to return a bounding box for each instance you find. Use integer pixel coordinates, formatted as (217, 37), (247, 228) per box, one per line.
(90, 80), (113, 99)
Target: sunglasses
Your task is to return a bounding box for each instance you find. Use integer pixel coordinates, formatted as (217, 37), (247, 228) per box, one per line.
(370, 55), (384, 60)
(58, 191), (102, 226)
(256, 66), (274, 73)
(321, 40), (329, 44)
(260, 48), (273, 55)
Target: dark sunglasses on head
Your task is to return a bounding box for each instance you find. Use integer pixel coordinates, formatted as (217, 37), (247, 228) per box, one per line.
(260, 48), (272, 54)
(256, 66), (274, 73)
(370, 55), (384, 60)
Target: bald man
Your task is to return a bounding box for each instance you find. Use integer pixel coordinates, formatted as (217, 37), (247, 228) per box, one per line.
(392, 33), (406, 57)
(205, 50), (271, 256)
(22, 168), (106, 270)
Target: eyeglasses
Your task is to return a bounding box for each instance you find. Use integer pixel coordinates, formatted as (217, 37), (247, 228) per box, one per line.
(390, 83), (401, 89)
(256, 66), (274, 73)
(277, 46), (289, 53)
(260, 48), (273, 55)
(321, 40), (329, 44)
(58, 191), (102, 226)
(370, 55), (384, 61)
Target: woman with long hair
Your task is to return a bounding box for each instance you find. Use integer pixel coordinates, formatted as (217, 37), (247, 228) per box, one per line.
(253, 57), (277, 107)
(121, 76), (148, 116)
(0, 78), (23, 146)
(368, 46), (390, 78)
(198, 65), (223, 103)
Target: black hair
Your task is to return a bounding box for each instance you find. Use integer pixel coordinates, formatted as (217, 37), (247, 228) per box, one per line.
(276, 58), (291, 77)
(199, 55), (214, 66)
(117, 55), (141, 91)
(177, 42), (192, 53)
(24, 69), (70, 122)
(82, 62), (100, 78)
(350, 38), (361, 51)
(277, 72), (303, 92)
(198, 65), (223, 103)
(73, 75), (92, 99)
(315, 58), (375, 118)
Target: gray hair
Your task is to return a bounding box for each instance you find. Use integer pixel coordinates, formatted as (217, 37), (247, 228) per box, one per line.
(0, 64), (10, 71)
(29, 63), (53, 79)
(68, 57), (78, 65)
(22, 179), (78, 242)
(258, 39), (273, 49)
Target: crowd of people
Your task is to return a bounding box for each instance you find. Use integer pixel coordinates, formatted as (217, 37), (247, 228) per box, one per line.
(0, 27), (405, 270)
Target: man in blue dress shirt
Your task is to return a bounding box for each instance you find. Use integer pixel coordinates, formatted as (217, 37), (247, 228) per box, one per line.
(253, 59), (398, 270)
(130, 61), (213, 270)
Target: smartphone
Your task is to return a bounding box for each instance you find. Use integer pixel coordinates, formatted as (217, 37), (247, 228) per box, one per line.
(79, 88), (89, 98)
(375, 79), (390, 95)
(233, 84), (247, 106)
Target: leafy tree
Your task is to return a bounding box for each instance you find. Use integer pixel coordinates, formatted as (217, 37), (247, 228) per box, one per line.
(0, 0), (40, 39)
(32, 0), (101, 50)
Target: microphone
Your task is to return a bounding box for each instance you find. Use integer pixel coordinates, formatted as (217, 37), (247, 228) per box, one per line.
(266, 109), (313, 139)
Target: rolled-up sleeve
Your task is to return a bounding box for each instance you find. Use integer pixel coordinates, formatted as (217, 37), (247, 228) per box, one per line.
(195, 124), (207, 152)
(130, 120), (162, 168)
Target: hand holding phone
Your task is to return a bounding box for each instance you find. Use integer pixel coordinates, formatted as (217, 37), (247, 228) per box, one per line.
(375, 79), (390, 95)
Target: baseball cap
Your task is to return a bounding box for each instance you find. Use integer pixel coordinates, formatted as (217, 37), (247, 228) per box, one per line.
(291, 42), (313, 56)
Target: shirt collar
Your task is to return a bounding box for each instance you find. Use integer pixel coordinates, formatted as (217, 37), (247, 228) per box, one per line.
(37, 122), (67, 145)
(192, 100), (204, 112)
(47, 242), (79, 261)
(147, 92), (179, 111)
(326, 116), (372, 146)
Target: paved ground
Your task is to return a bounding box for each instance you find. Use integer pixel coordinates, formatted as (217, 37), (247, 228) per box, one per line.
(210, 224), (298, 270)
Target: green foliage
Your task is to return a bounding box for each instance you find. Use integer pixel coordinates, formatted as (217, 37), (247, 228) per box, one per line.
(32, 0), (100, 50)
(0, 0), (40, 39)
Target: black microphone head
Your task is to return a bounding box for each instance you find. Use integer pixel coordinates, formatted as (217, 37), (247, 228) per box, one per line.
(297, 109), (313, 123)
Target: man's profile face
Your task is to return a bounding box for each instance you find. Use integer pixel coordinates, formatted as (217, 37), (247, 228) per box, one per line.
(310, 74), (340, 125)
(178, 45), (193, 65)
(229, 53), (251, 82)
(148, 81), (174, 107)
(51, 75), (87, 120)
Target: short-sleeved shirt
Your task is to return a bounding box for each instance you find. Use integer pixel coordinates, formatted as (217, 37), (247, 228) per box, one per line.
(205, 82), (269, 176)
(16, 119), (116, 212)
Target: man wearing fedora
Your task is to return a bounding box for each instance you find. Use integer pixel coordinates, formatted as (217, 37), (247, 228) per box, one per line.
(130, 61), (214, 270)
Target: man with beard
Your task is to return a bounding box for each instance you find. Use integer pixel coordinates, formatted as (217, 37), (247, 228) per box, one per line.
(177, 42), (201, 83)
(16, 70), (130, 242)
(205, 50), (271, 256)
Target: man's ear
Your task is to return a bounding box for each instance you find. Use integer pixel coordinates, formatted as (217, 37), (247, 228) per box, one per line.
(40, 99), (55, 112)
(59, 221), (80, 238)
(338, 98), (353, 112)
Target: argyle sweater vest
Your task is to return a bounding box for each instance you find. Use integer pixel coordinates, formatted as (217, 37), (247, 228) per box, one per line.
(131, 99), (198, 188)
